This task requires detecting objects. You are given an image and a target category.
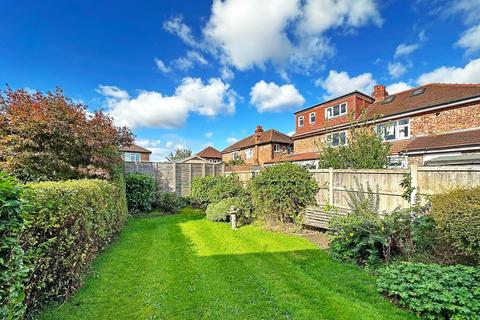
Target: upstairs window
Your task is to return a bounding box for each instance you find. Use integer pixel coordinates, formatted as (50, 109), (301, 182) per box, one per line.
(382, 95), (396, 104)
(298, 116), (304, 127)
(376, 118), (410, 141)
(326, 131), (347, 147)
(325, 102), (347, 119)
(233, 151), (240, 160)
(309, 112), (316, 124)
(245, 148), (253, 159)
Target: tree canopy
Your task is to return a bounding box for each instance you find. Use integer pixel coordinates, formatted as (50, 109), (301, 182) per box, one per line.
(0, 87), (133, 181)
(166, 148), (192, 162)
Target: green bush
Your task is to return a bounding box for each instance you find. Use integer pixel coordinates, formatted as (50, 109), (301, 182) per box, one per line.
(329, 183), (435, 266)
(377, 262), (480, 319)
(0, 172), (29, 320)
(206, 198), (236, 222)
(125, 172), (156, 213)
(21, 179), (128, 313)
(190, 175), (244, 208)
(430, 186), (480, 262)
(154, 191), (187, 213)
(249, 163), (318, 223)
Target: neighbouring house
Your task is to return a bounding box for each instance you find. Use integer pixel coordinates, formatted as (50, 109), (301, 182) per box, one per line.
(196, 146), (223, 163)
(222, 126), (293, 166)
(266, 83), (480, 168)
(120, 144), (152, 162)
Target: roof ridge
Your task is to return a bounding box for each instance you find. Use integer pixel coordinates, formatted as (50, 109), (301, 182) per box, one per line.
(426, 83), (480, 87)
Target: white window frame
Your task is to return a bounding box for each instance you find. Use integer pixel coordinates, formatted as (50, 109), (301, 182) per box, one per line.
(298, 116), (304, 127)
(376, 118), (410, 141)
(232, 151), (240, 160)
(309, 112), (316, 124)
(245, 148), (253, 159)
(325, 102), (348, 119)
(273, 144), (280, 152)
(124, 152), (140, 162)
(326, 131), (347, 147)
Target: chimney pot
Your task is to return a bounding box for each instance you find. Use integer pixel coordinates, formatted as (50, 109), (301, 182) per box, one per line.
(255, 125), (263, 135)
(372, 84), (388, 102)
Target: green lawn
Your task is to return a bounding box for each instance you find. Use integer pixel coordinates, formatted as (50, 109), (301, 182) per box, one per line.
(41, 208), (414, 320)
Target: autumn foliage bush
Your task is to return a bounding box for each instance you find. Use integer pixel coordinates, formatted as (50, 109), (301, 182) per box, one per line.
(0, 87), (132, 182)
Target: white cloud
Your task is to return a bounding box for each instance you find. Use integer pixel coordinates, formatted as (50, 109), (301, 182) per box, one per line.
(154, 58), (171, 73)
(226, 137), (238, 144)
(316, 70), (375, 99)
(205, 132), (214, 138)
(220, 66), (235, 81)
(386, 82), (412, 94)
(446, 0), (480, 25)
(394, 43), (419, 58)
(173, 51), (208, 71)
(297, 0), (382, 34)
(417, 58), (480, 85)
(134, 137), (189, 162)
(287, 131), (295, 136)
(163, 16), (198, 48)
(204, 0), (299, 70)
(96, 85), (129, 100)
(98, 77), (236, 129)
(250, 81), (305, 113)
(388, 62), (408, 78)
(202, 0), (381, 71)
(456, 24), (480, 54)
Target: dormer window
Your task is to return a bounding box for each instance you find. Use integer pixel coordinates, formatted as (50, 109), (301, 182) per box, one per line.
(298, 116), (304, 127)
(309, 112), (316, 124)
(325, 102), (347, 119)
(410, 87), (426, 96)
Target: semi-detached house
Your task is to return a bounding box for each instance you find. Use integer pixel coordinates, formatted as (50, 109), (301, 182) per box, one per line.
(266, 83), (480, 168)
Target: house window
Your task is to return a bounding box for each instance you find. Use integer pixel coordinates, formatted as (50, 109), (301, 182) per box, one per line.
(298, 116), (304, 127)
(376, 118), (410, 141)
(325, 102), (347, 119)
(326, 131), (347, 147)
(233, 151), (240, 160)
(124, 152), (140, 162)
(273, 144), (280, 152)
(245, 148), (253, 159)
(382, 95), (396, 104)
(388, 156), (407, 168)
(309, 112), (316, 124)
(410, 87), (426, 96)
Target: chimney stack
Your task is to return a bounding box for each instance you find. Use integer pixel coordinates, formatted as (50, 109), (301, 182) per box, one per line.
(255, 125), (263, 136)
(372, 85), (388, 102)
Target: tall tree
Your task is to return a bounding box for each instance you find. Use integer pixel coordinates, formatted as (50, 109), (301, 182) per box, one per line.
(166, 148), (192, 162)
(0, 87), (133, 181)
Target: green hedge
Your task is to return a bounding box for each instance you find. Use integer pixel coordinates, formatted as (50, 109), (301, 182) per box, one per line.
(190, 176), (244, 208)
(431, 186), (480, 263)
(249, 163), (318, 223)
(378, 262), (480, 319)
(0, 172), (29, 320)
(125, 173), (156, 213)
(206, 198), (236, 222)
(21, 179), (128, 313)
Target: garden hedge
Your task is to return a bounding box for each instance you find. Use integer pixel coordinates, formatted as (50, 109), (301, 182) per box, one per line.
(0, 173), (29, 320)
(21, 178), (128, 313)
(125, 172), (156, 213)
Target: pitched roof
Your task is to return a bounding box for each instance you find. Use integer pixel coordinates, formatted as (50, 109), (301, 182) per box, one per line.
(264, 151), (319, 164)
(222, 129), (293, 153)
(400, 128), (480, 153)
(120, 144), (152, 153)
(196, 146), (222, 159)
(365, 83), (480, 119)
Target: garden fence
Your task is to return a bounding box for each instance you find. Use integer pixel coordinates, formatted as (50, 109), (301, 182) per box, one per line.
(124, 162), (224, 197)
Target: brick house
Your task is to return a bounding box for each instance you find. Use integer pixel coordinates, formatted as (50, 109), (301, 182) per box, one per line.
(266, 83), (480, 167)
(222, 126), (293, 166)
(120, 144), (152, 162)
(196, 146), (223, 163)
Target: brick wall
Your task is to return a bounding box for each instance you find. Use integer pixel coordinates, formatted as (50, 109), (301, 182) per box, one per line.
(410, 102), (480, 137)
(294, 135), (323, 153)
(140, 153), (150, 162)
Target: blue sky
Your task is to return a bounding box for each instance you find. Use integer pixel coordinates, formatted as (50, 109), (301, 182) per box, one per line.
(1, 0), (480, 160)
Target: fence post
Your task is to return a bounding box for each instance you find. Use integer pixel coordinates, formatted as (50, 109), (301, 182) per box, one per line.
(328, 167), (334, 206)
(202, 163), (206, 177)
(410, 164), (418, 206)
(172, 162), (177, 194)
(212, 164), (215, 176)
(221, 164), (225, 176)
